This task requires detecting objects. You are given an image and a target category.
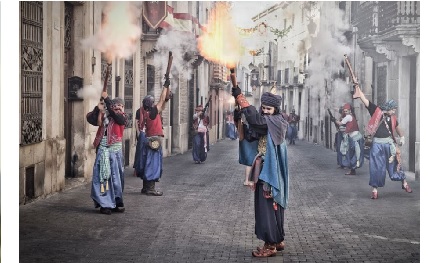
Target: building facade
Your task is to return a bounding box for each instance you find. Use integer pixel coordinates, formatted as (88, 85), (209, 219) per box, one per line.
(19, 1), (230, 204)
(245, 1), (420, 178)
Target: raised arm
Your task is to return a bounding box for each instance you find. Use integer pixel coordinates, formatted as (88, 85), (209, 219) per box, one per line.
(355, 85), (370, 108)
(156, 77), (172, 113)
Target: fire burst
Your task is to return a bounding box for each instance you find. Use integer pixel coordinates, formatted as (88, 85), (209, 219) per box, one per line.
(197, 2), (242, 68)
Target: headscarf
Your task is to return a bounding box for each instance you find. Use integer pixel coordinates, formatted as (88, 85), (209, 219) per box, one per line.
(260, 92), (288, 145)
(143, 95), (154, 110)
(343, 103), (351, 110)
(112, 97), (124, 106)
(261, 92), (282, 108)
(111, 97), (124, 114)
(380, 99), (398, 111)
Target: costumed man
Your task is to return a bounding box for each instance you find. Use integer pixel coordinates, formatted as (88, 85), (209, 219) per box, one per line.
(225, 110), (237, 140)
(192, 99), (211, 164)
(354, 85), (411, 199)
(86, 92), (127, 215)
(287, 109), (300, 145)
(333, 105), (346, 169)
(331, 103), (365, 175)
(135, 77), (172, 196)
(232, 85), (289, 258)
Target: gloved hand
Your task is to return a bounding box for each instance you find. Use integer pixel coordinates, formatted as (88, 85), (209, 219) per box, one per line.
(231, 86), (241, 98)
(330, 116), (336, 123)
(399, 136), (405, 146)
(164, 75), (170, 88)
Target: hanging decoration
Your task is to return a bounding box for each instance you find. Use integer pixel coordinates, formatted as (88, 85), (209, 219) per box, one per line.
(237, 22), (292, 39)
(248, 47), (264, 56)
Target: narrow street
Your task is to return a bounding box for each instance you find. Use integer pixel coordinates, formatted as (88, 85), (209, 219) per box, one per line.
(19, 138), (420, 262)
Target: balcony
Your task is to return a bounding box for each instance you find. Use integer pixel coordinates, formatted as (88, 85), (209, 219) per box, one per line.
(351, 1), (419, 60)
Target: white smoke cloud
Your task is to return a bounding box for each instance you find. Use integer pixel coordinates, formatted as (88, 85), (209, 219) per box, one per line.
(77, 74), (103, 102)
(305, 2), (352, 112)
(154, 29), (199, 91)
(80, 2), (142, 61)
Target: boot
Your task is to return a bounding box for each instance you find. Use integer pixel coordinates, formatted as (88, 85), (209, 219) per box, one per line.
(141, 180), (148, 194)
(145, 181), (163, 196)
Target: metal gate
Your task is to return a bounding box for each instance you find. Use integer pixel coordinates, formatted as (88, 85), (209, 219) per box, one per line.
(21, 1), (43, 145)
(124, 59), (133, 128)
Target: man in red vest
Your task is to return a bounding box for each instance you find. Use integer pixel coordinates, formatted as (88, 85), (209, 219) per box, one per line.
(134, 77), (172, 196)
(354, 86), (411, 199)
(86, 92), (127, 214)
(331, 103), (364, 175)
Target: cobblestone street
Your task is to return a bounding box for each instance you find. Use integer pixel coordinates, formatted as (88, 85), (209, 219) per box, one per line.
(19, 138), (420, 262)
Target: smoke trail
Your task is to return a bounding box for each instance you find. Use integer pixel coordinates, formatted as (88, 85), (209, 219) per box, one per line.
(81, 2), (142, 61)
(154, 29), (199, 92)
(79, 2), (142, 100)
(305, 2), (351, 115)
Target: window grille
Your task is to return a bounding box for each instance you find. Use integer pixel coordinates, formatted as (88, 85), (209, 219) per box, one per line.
(21, 1), (43, 145)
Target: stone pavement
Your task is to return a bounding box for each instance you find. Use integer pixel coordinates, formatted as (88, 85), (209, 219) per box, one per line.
(19, 139), (420, 262)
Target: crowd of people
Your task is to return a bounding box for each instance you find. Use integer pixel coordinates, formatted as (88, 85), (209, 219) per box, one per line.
(86, 69), (413, 258)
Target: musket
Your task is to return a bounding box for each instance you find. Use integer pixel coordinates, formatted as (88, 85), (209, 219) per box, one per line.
(100, 63), (112, 119)
(102, 63), (112, 93)
(165, 51), (173, 79)
(344, 55), (360, 99)
(100, 63), (111, 193)
(230, 68), (244, 141)
(164, 51), (173, 100)
(327, 108), (339, 130)
(202, 95), (212, 115)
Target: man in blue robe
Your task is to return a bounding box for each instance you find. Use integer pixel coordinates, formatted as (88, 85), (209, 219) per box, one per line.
(232, 85), (289, 258)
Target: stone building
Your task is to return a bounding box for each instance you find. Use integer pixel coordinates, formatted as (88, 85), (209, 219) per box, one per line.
(243, 1), (420, 178)
(18, 1), (229, 204)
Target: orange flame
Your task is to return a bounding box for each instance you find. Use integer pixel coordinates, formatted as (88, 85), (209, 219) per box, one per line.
(197, 2), (241, 68)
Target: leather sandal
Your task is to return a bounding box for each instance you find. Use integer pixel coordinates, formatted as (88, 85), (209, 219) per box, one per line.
(402, 184), (412, 193)
(252, 247), (277, 257)
(276, 241), (285, 251)
(256, 243), (275, 251)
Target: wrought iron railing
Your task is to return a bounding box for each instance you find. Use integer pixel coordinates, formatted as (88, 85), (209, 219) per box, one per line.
(379, 1), (420, 33)
(352, 1), (420, 41)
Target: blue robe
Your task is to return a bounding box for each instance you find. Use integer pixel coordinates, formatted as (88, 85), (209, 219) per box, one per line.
(259, 133), (289, 209)
(369, 142), (405, 187)
(255, 133), (289, 244)
(226, 123), (237, 140)
(91, 144), (124, 209)
(239, 139), (258, 166)
(192, 132), (208, 162)
(135, 132), (163, 181)
(340, 135), (365, 170)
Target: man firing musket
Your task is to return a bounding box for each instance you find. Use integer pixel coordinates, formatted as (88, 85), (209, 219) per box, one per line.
(134, 51), (173, 196)
(350, 55), (411, 199)
(87, 63), (128, 215)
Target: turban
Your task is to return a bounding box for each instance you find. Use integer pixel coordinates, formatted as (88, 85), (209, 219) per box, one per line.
(143, 95), (154, 109)
(112, 97), (124, 106)
(343, 103), (351, 110)
(261, 92), (282, 107)
(380, 99), (397, 111)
